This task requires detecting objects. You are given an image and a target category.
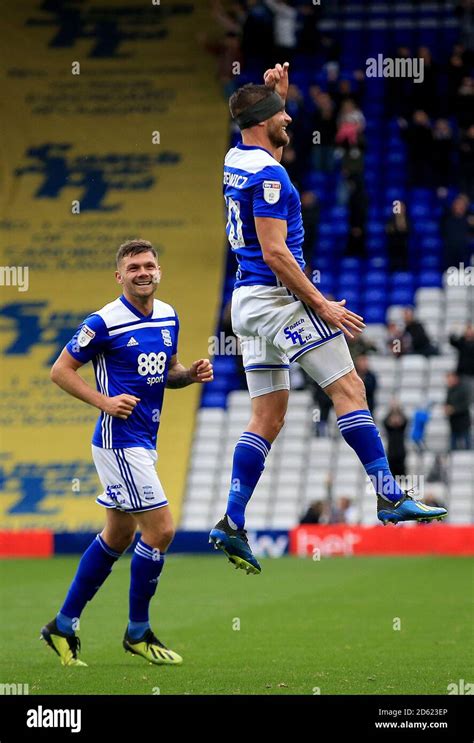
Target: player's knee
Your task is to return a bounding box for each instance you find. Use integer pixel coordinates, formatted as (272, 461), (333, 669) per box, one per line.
(250, 411), (285, 441)
(143, 524), (175, 551)
(102, 528), (135, 554)
(160, 523), (175, 547)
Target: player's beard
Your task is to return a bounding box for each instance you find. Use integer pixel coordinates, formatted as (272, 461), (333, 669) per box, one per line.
(267, 118), (289, 148)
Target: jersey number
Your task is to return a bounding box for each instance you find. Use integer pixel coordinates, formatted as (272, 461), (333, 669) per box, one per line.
(137, 352), (167, 376)
(225, 196), (245, 250)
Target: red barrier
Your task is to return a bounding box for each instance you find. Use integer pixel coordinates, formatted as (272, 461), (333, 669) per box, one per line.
(0, 530), (53, 558)
(289, 524), (474, 557)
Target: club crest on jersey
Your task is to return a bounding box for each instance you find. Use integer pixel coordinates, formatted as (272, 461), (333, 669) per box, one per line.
(77, 324), (95, 347)
(263, 180), (281, 204)
(161, 329), (172, 347)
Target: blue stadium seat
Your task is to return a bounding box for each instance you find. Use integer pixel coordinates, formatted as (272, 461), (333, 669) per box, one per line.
(363, 288), (386, 304)
(362, 305), (386, 324)
(201, 390), (228, 408)
(390, 272), (414, 288)
(367, 256), (388, 270)
(365, 270), (388, 287)
(389, 287), (415, 305)
(418, 271), (443, 288)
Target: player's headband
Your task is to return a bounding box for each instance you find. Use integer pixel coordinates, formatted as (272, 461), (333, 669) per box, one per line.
(234, 92), (284, 130)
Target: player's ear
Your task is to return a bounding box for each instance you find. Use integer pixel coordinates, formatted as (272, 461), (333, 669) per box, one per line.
(154, 265), (162, 285)
(115, 269), (124, 285)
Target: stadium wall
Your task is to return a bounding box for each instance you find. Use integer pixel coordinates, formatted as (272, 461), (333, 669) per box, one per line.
(1, 526), (473, 558)
(0, 1), (228, 531)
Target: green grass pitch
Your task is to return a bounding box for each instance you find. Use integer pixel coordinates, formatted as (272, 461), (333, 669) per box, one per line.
(0, 555), (472, 695)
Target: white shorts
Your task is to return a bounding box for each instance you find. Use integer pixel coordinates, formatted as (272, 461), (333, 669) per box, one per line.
(92, 445), (168, 513)
(231, 285), (354, 394)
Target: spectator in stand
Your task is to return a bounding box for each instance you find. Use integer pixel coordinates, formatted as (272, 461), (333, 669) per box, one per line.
(336, 101), (366, 210)
(298, 4), (320, 56)
(427, 454), (448, 484)
(348, 333), (377, 360)
(386, 46), (415, 119)
(311, 90), (337, 172)
(447, 43), (469, 111)
(445, 371), (472, 450)
(450, 324), (474, 403)
(301, 191), (319, 274)
(450, 324), (474, 377)
(330, 71), (365, 110)
(264, 0), (298, 65)
(399, 110), (434, 187)
(240, 0), (274, 72)
(459, 124), (474, 201)
(441, 194), (473, 270)
(335, 98), (366, 146)
(432, 119), (456, 192)
(281, 143), (305, 189)
(454, 76), (474, 130)
(402, 307), (437, 357)
(346, 174), (368, 258)
(328, 496), (358, 525)
(354, 355), (377, 413)
(383, 400), (408, 477)
(386, 200), (410, 272)
(416, 46), (440, 116)
(307, 378), (333, 437)
(300, 500), (325, 524)
(410, 401), (434, 452)
(386, 321), (406, 357)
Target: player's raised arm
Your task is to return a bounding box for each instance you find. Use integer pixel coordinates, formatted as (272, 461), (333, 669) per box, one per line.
(263, 62), (290, 103)
(166, 355), (214, 388)
(255, 216), (365, 339)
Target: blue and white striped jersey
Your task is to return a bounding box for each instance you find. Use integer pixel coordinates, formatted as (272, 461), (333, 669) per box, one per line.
(66, 294), (179, 450)
(223, 143), (305, 287)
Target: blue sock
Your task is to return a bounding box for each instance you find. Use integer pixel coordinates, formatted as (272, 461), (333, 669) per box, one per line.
(57, 534), (122, 634)
(226, 432), (271, 529)
(337, 409), (405, 503)
(128, 540), (165, 639)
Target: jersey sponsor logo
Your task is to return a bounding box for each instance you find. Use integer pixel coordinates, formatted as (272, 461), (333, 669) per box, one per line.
(77, 324), (96, 347)
(161, 329), (173, 347)
(127, 336), (139, 346)
(263, 180), (281, 204)
(284, 325), (304, 345)
(147, 374), (164, 386)
(106, 483), (126, 505)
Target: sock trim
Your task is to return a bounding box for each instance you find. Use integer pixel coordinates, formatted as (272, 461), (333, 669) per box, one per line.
(96, 534), (122, 559)
(238, 432), (271, 458)
(337, 409), (372, 421)
(134, 540), (162, 562)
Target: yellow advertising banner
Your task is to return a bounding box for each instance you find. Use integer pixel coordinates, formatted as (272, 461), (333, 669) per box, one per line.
(0, 0), (227, 530)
